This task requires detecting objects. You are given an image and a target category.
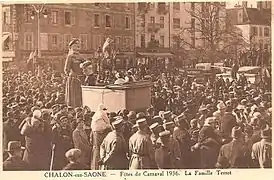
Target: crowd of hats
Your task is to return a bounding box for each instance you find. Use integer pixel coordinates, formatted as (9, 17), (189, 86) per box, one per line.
(3, 65), (272, 130)
(2, 64), (272, 169)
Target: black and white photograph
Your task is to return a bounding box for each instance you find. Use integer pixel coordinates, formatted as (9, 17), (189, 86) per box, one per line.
(1, 1), (272, 172)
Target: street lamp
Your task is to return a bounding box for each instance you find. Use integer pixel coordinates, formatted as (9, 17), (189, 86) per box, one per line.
(30, 4), (48, 59)
(30, 4), (48, 76)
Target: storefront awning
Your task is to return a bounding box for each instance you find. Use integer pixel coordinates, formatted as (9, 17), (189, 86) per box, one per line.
(137, 52), (174, 57)
(2, 32), (11, 43)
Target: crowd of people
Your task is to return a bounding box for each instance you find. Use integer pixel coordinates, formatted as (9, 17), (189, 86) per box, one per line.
(237, 48), (271, 67)
(3, 63), (272, 171)
(2, 39), (272, 171)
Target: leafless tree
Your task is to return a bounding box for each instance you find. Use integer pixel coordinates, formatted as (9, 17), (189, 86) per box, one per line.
(177, 2), (247, 64)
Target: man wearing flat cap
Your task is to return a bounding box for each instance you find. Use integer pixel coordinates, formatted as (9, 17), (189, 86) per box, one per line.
(251, 125), (272, 168)
(3, 141), (29, 171)
(99, 118), (128, 169)
(216, 126), (248, 168)
(129, 118), (157, 169)
(64, 38), (85, 108)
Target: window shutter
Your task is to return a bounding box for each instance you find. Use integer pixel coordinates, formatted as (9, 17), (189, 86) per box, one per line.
(112, 15), (115, 28)
(72, 11), (76, 25)
(59, 35), (63, 50)
(64, 35), (67, 49)
(102, 14), (105, 27)
(91, 35), (95, 50)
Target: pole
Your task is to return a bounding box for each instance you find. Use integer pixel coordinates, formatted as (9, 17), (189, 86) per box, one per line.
(133, 3), (136, 67)
(37, 11), (41, 58)
(50, 144), (55, 171)
(168, 3), (171, 49)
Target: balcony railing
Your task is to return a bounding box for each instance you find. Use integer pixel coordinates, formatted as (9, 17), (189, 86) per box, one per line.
(147, 23), (161, 33)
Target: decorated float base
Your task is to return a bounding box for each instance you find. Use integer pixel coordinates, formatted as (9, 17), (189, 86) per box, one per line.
(82, 81), (152, 113)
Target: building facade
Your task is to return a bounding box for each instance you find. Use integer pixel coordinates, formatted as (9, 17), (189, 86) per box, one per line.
(135, 2), (226, 63)
(227, 1), (271, 9)
(2, 3), (135, 69)
(227, 2), (271, 50)
(135, 2), (170, 50)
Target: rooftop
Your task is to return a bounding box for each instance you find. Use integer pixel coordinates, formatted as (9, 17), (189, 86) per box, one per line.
(227, 7), (271, 26)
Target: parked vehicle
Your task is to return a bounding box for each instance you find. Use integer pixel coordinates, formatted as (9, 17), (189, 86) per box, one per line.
(216, 66), (262, 84)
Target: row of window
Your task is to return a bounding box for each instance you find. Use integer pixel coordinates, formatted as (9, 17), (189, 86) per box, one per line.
(253, 43), (270, 50)
(24, 33), (134, 51)
(149, 16), (165, 27)
(251, 26), (270, 37)
(25, 9), (131, 29)
(148, 16), (181, 29)
(140, 34), (165, 48)
(94, 14), (131, 29)
(140, 34), (199, 49)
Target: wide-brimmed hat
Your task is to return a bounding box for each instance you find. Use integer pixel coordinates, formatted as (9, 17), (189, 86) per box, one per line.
(163, 121), (174, 128)
(136, 118), (147, 127)
(149, 122), (159, 131)
(111, 118), (124, 129)
(159, 130), (171, 138)
(163, 111), (171, 119)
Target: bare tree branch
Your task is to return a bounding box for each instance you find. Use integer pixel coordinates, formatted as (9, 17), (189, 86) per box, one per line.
(177, 2), (247, 63)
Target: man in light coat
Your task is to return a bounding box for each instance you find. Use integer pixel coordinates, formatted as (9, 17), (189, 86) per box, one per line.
(129, 118), (156, 169)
